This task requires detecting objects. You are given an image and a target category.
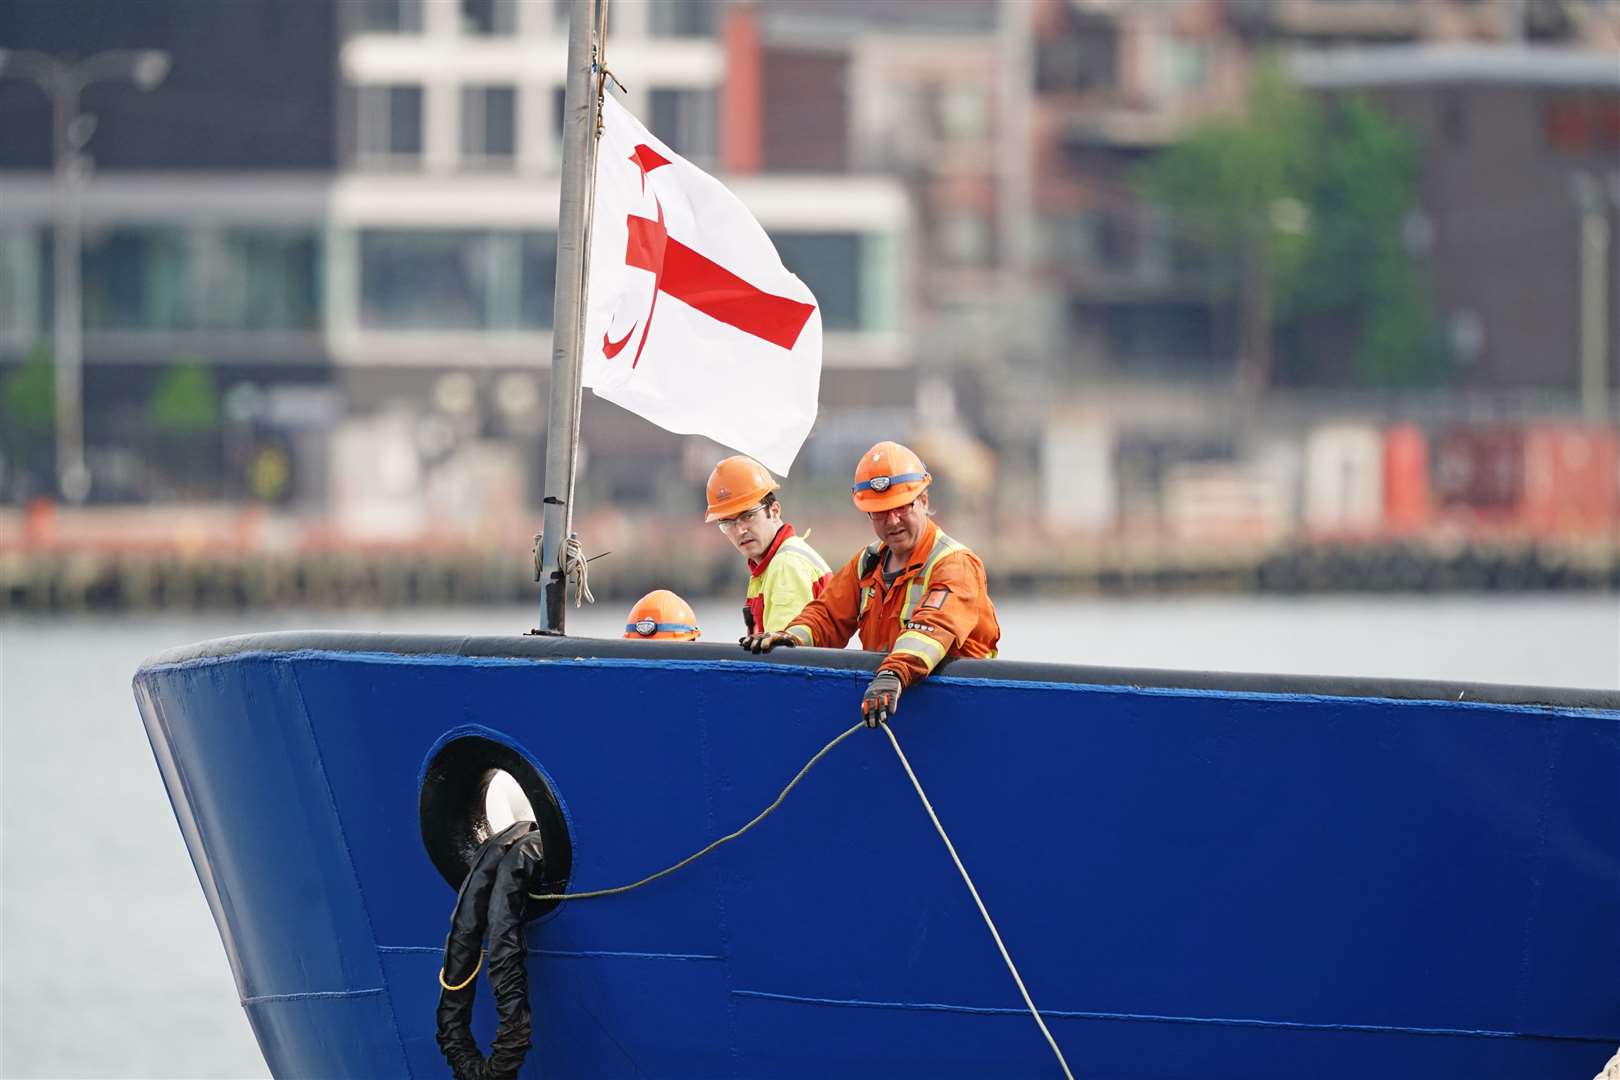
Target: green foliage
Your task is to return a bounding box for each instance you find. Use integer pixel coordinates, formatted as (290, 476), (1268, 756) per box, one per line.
(2, 343), (56, 439)
(1140, 59), (1448, 388)
(150, 359), (220, 436)
(1142, 61), (1318, 298)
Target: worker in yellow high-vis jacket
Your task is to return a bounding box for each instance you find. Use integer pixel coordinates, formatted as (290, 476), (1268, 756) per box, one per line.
(704, 455), (831, 635)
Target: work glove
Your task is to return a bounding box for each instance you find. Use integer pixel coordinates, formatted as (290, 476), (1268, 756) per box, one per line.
(861, 670), (903, 728)
(739, 630), (798, 654)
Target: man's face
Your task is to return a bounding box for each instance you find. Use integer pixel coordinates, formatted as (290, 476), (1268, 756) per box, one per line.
(867, 492), (929, 560)
(717, 501), (781, 559)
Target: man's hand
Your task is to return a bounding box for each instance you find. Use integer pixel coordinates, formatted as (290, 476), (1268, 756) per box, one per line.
(861, 671), (902, 728)
(739, 630), (798, 654)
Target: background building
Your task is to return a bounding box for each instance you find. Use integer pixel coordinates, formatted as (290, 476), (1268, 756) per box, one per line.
(2, 0), (1616, 605)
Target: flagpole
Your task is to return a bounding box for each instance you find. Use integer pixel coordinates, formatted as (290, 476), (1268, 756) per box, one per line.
(537, 0), (602, 635)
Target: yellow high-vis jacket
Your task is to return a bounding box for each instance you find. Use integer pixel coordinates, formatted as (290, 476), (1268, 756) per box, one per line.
(745, 524), (832, 633)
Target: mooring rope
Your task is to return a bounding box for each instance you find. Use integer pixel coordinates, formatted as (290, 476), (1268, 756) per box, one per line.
(530, 720), (866, 901)
(524, 716), (1076, 1077)
(876, 721), (1076, 1080)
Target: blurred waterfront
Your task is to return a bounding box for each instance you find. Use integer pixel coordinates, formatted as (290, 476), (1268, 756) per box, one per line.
(1, 596), (1616, 1077)
(3, 0), (1619, 608)
(3, 1), (1620, 1071)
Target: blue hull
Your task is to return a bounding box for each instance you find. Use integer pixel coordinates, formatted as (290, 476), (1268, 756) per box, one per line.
(134, 633), (1620, 1078)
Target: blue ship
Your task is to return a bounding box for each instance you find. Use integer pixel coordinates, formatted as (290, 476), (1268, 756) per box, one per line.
(130, 2), (1620, 1075)
(134, 631), (1619, 1078)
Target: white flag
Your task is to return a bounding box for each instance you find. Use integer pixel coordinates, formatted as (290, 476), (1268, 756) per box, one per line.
(581, 94), (821, 475)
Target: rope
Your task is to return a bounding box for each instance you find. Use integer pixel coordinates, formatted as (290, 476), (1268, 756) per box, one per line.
(562, 534), (595, 608)
(521, 712), (1075, 1076)
(532, 721), (865, 901)
(438, 949), (482, 992)
(877, 721), (1076, 1080)
(592, 0), (623, 136)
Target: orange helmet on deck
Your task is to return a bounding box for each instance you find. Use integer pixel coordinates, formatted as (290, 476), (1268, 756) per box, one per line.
(705, 455), (779, 523)
(851, 441), (931, 513)
(623, 589), (701, 640)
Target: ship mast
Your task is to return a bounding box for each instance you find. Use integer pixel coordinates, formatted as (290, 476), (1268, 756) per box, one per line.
(536, 0), (603, 635)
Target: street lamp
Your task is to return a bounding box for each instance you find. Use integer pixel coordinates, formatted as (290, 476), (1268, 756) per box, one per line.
(1570, 172), (1620, 424)
(0, 47), (171, 503)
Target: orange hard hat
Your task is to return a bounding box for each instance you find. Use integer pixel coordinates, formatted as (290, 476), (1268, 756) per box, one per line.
(623, 589), (701, 641)
(705, 455), (779, 523)
(852, 440), (931, 512)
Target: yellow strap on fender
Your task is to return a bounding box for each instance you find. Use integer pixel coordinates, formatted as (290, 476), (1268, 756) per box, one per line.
(438, 949), (482, 992)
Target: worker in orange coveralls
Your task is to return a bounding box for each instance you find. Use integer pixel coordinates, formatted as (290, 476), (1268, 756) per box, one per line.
(738, 441), (1000, 727)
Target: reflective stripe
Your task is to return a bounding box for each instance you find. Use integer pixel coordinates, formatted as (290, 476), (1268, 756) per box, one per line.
(892, 630), (947, 672)
(779, 536), (831, 574)
(858, 585), (873, 617)
(899, 531), (967, 628)
(785, 624), (814, 646)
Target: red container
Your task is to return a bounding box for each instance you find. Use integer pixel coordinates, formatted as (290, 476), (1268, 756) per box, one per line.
(1382, 424), (1431, 534)
(1433, 428), (1525, 524)
(1522, 425), (1620, 536)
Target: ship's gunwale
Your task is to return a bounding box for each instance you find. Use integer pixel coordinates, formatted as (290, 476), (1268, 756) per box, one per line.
(135, 629), (1620, 713)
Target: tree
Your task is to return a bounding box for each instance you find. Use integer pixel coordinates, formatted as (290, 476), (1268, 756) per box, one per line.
(149, 359), (222, 497)
(1286, 98), (1448, 387)
(150, 359), (220, 436)
(1, 344), (56, 494)
(1141, 59), (1446, 392)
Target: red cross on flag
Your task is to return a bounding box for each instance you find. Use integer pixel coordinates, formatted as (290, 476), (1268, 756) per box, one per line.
(582, 93), (821, 475)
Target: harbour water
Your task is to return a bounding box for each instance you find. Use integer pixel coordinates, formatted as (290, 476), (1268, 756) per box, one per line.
(2, 595), (1616, 1077)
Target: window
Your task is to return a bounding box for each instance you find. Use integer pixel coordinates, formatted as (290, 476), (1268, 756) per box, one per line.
(359, 230), (556, 330)
(1042, 214), (1098, 266)
(771, 232), (861, 331)
(0, 228), (45, 345)
(348, 84), (424, 168)
(1035, 15), (1117, 94)
(1545, 96), (1620, 155)
(461, 0), (517, 34)
(520, 233), (557, 329)
(1101, 303), (1215, 370)
(934, 213), (991, 266)
(935, 85), (988, 141)
(81, 227), (193, 330)
(461, 85), (517, 167)
(650, 0), (718, 37)
(199, 230), (321, 331)
(1443, 92), (1468, 147)
(649, 88), (717, 167)
(360, 231), (490, 329)
(551, 0), (616, 35)
(1168, 40), (1210, 92)
(348, 0), (423, 34)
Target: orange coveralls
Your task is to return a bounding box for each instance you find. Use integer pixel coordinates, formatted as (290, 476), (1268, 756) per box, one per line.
(784, 520), (1000, 687)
